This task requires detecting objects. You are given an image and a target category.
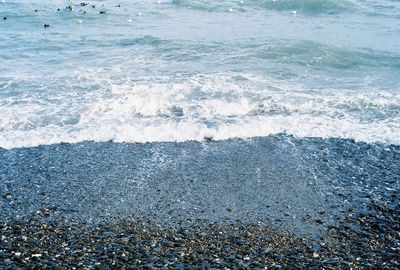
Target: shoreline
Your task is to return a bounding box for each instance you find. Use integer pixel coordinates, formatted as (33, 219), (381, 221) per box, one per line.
(1, 136), (399, 268)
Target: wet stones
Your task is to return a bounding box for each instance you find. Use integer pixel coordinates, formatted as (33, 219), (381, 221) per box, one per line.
(3, 194), (400, 269)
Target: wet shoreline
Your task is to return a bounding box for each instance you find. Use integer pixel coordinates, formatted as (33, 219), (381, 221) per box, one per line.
(1, 136), (399, 268)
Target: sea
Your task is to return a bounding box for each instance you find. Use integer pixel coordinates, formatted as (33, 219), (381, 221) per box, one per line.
(0, 0), (399, 148)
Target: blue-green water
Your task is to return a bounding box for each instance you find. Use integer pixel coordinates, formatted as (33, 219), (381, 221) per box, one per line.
(1, 0), (399, 148)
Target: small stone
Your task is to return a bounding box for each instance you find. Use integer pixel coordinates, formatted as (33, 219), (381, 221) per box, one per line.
(323, 258), (338, 265)
(315, 219), (324, 224)
(236, 239), (246, 245)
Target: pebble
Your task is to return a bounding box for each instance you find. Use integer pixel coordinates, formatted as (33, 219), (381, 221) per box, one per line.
(2, 197), (394, 269)
(0, 80), (398, 270)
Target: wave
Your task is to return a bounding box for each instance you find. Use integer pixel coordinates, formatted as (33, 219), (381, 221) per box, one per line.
(114, 36), (400, 70)
(1, 72), (399, 149)
(255, 0), (358, 15)
(118, 36), (164, 47)
(171, 0), (236, 12)
(249, 40), (400, 70)
(171, 0), (359, 15)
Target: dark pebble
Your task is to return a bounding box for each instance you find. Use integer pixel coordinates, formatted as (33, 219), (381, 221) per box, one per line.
(236, 239), (247, 245)
(315, 219), (324, 224)
(322, 258), (338, 265)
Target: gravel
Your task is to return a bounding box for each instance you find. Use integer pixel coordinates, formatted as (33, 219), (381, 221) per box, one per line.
(1, 136), (399, 268)
(1, 193), (399, 269)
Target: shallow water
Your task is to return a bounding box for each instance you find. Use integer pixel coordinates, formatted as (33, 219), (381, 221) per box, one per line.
(1, 0), (399, 148)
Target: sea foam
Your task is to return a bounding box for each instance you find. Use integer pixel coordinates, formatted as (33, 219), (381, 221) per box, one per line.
(1, 72), (399, 149)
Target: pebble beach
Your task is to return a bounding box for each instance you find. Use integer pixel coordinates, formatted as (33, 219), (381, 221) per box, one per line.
(1, 138), (399, 269)
(1, 0), (400, 268)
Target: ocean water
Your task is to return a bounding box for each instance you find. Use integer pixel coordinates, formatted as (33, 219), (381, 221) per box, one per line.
(1, 0), (400, 149)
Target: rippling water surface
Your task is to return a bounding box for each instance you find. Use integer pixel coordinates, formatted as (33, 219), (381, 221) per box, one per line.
(1, 0), (399, 148)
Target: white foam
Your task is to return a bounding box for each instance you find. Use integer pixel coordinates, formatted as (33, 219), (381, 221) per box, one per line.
(0, 72), (399, 149)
